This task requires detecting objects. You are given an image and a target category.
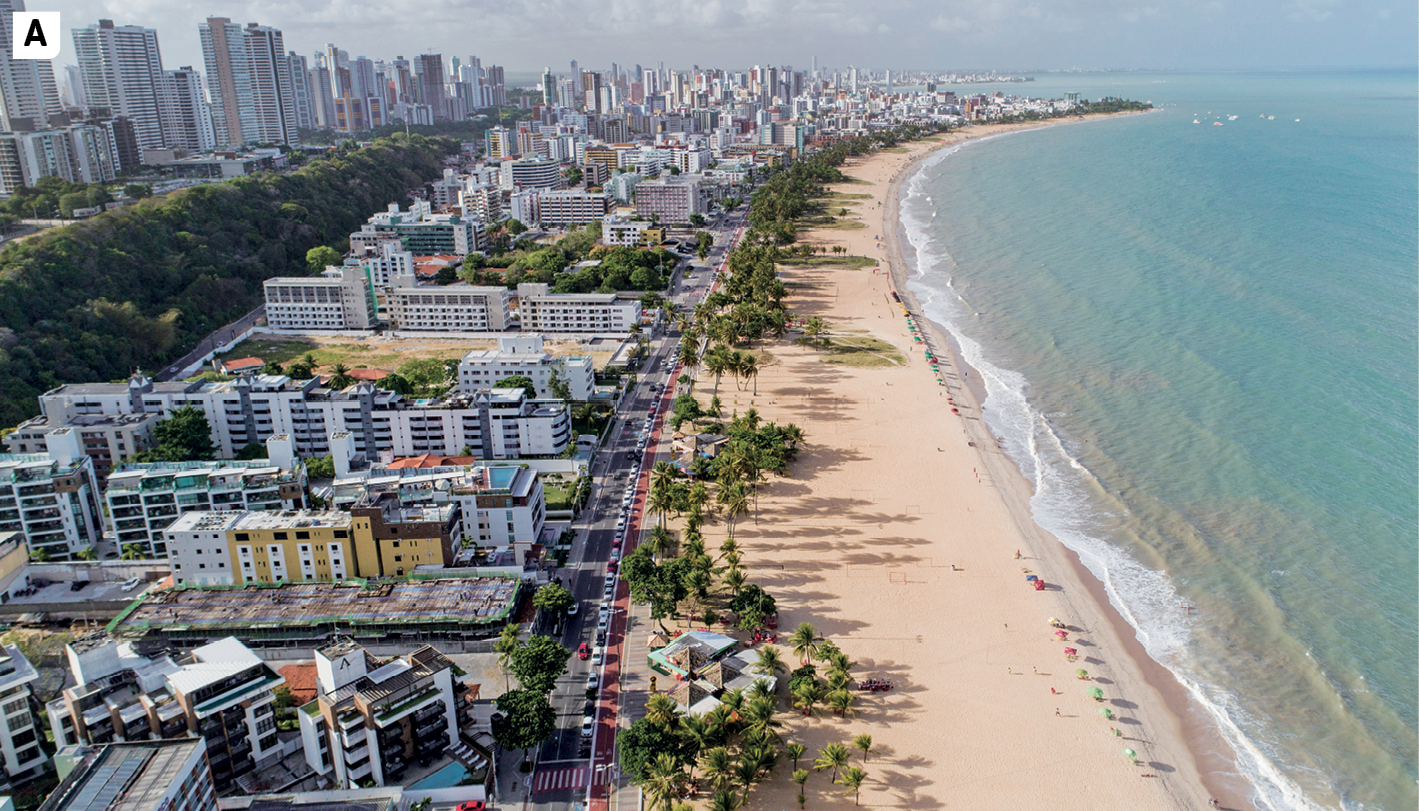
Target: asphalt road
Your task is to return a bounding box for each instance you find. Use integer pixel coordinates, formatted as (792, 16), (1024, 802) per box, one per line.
(525, 214), (745, 809)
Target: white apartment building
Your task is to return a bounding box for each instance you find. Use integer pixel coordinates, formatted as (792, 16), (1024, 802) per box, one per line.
(457, 335), (594, 401)
(386, 277), (512, 332)
(104, 435), (307, 558)
(42, 740), (216, 811)
(0, 429), (104, 560)
(352, 201), (485, 256)
(517, 283), (642, 334)
(536, 190), (611, 228)
(6, 412), (158, 484)
(263, 266), (379, 331)
(608, 172), (641, 204)
(299, 641), (478, 788)
(504, 158), (564, 191)
(0, 645), (44, 781)
(38, 375), (572, 462)
(508, 190), (538, 226)
(601, 216), (657, 247)
(47, 635), (286, 789)
(160, 511), (243, 586)
(350, 238), (414, 288)
(457, 183), (501, 222)
(635, 178), (704, 223)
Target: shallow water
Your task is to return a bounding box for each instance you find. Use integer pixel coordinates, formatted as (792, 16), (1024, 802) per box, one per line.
(900, 70), (1418, 811)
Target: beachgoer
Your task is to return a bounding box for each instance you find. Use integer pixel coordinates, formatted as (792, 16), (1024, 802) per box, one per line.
(1050, 688), (1057, 695)
(1055, 708), (1060, 716)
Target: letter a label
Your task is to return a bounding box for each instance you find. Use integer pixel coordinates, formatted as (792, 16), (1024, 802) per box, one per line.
(13, 12), (60, 59)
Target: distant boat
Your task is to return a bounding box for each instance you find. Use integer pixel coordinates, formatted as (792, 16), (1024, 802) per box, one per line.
(1268, 116), (1275, 120)
(1295, 119), (1301, 122)
(1228, 115), (1238, 120)
(1194, 119), (1201, 124)
(1213, 121), (1224, 126)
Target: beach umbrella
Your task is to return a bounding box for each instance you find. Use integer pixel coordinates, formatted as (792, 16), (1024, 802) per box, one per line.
(1123, 748), (1137, 761)
(1076, 669), (1089, 679)
(1055, 630), (1069, 639)
(1099, 708), (1113, 719)
(1088, 687), (1104, 700)
(1026, 575), (1038, 582)
(1063, 647), (1077, 656)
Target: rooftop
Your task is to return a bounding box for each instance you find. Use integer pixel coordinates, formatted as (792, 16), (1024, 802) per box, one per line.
(42, 741), (206, 811)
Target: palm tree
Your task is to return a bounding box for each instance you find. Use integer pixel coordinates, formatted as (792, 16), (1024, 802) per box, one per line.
(493, 624), (521, 691)
(704, 348), (731, 394)
(790, 623), (823, 665)
(700, 747), (733, 791)
(837, 766), (867, 805)
(754, 645), (786, 679)
(645, 693), (680, 730)
(641, 752), (688, 811)
(826, 689), (856, 718)
(650, 460), (677, 497)
(803, 316), (828, 344)
(852, 733), (874, 764)
(732, 757), (760, 805)
(707, 789), (740, 811)
(720, 484), (749, 538)
(786, 742), (807, 772)
(681, 716), (712, 779)
(792, 768), (810, 805)
(120, 543), (148, 561)
(684, 569), (710, 616)
(647, 485), (676, 529)
(688, 482), (710, 515)
(329, 362), (355, 389)
(718, 537), (739, 560)
(791, 680), (821, 717)
(29, 549), (50, 563)
(746, 678), (775, 705)
(722, 566), (746, 597)
(75, 548), (97, 561)
(826, 668), (852, 692)
(814, 743), (851, 782)
(741, 355), (760, 395)
(644, 524), (674, 561)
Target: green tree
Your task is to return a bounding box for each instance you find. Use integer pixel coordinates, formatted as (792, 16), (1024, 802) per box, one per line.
(75, 548), (97, 561)
(790, 622), (823, 664)
(398, 358), (453, 396)
(786, 742), (806, 772)
(491, 689), (556, 765)
(852, 733), (874, 764)
(121, 543), (148, 561)
(548, 367), (573, 402)
(618, 716), (687, 779)
(306, 245), (342, 274)
(700, 747), (734, 791)
(493, 374), (538, 400)
(814, 743), (850, 782)
(639, 752), (688, 811)
(533, 582), (575, 623)
(792, 769), (810, 805)
(234, 442), (268, 460)
(754, 645), (786, 679)
(563, 165), (583, 186)
(505, 218), (528, 235)
(508, 634), (571, 695)
(122, 183), (152, 199)
(305, 455), (336, 479)
(493, 624), (522, 691)
(689, 213), (706, 227)
(134, 406), (215, 462)
(837, 766), (867, 805)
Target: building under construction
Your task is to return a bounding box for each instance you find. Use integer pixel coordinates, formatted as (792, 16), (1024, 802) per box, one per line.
(107, 574), (522, 648)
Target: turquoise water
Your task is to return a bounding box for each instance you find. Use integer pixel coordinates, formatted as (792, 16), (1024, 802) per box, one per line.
(409, 761), (469, 789)
(900, 71), (1417, 810)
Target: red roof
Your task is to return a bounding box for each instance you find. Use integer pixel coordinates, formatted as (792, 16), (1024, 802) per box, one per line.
(386, 454), (479, 469)
(347, 368), (391, 381)
(277, 662), (319, 705)
(220, 357), (264, 372)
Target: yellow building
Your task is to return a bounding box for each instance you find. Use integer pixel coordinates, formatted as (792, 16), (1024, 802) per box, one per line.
(166, 507), (455, 585)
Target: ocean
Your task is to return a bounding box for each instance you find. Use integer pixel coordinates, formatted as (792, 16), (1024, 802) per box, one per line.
(899, 70), (1417, 810)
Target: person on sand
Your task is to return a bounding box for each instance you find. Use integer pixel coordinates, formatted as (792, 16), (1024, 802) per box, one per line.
(1055, 708), (1061, 716)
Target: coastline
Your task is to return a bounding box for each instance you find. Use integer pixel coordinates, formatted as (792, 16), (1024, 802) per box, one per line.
(683, 110), (1225, 811)
(883, 118), (1254, 809)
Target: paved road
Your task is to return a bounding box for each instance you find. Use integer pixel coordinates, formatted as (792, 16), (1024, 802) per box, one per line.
(158, 304), (267, 381)
(521, 214), (746, 811)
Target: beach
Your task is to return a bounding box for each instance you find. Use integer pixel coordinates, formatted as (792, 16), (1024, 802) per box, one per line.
(688, 120), (1238, 809)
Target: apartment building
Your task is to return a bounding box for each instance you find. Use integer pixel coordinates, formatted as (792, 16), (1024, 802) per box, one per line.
(47, 635), (285, 789)
(200, 18), (300, 147)
(350, 238), (415, 288)
(104, 435), (307, 558)
(330, 463), (546, 559)
(516, 283), (642, 334)
(0, 645), (44, 781)
(43, 740), (216, 811)
(385, 278), (512, 332)
(0, 429), (104, 560)
(165, 501), (453, 585)
(263, 266), (379, 331)
(353, 202), (486, 256)
(601, 216), (663, 247)
(299, 641), (478, 788)
(634, 178), (704, 224)
(6, 412), (158, 484)
(535, 190), (611, 228)
(457, 335), (594, 401)
(457, 184), (501, 222)
(504, 158), (564, 191)
(37, 376), (573, 462)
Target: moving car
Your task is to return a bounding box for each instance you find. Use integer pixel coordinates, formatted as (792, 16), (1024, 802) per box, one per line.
(567, 601), (579, 616)
(577, 642), (590, 660)
(586, 672), (599, 691)
(581, 715), (595, 738)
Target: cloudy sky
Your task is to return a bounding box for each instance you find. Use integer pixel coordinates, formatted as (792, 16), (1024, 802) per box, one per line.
(48, 0), (1417, 76)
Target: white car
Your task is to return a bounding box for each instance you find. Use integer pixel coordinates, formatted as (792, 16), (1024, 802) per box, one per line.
(586, 672), (599, 691)
(567, 602), (579, 616)
(121, 577), (142, 592)
(598, 614), (609, 631)
(582, 715), (595, 737)
(591, 648), (603, 666)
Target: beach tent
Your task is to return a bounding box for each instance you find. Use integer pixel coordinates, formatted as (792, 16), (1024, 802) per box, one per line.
(1099, 708), (1114, 720)
(1076, 669), (1090, 679)
(1089, 687), (1105, 700)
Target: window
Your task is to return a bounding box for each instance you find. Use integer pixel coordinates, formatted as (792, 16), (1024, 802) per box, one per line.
(235, 533), (249, 541)
(296, 531), (310, 540)
(273, 532), (288, 540)
(391, 540), (400, 548)
(394, 555), (402, 562)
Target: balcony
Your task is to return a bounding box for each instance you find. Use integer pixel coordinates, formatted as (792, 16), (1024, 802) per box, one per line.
(341, 726), (367, 748)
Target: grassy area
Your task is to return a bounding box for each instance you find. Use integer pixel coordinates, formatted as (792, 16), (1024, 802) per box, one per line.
(882, 147), (912, 153)
(820, 335), (906, 368)
(785, 255), (878, 269)
(822, 192), (874, 200)
(543, 482), (573, 511)
(800, 216), (867, 231)
(836, 176), (871, 185)
(216, 335), (617, 375)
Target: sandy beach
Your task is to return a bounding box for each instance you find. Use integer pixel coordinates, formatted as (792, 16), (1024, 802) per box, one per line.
(683, 120), (1238, 809)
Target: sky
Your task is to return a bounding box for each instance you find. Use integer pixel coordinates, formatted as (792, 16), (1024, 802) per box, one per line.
(44, 0), (1418, 77)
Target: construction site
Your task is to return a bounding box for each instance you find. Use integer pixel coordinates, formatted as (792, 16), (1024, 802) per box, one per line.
(107, 574), (523, 649)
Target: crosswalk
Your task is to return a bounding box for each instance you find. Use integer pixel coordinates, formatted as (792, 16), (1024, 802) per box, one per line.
(533, 765), (596, 793)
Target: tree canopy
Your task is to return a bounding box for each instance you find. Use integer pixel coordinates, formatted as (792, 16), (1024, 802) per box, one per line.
(132, 406), (215, 462)
(491, 688), (556, 758)
(508, 634), (571, 695)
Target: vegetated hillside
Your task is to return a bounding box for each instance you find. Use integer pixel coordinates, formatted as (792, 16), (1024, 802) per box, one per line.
(0, 133), (458, 428)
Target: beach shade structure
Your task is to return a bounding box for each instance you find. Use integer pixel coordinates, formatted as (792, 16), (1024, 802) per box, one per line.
(1123, 748), (1137, 762)
(1055, 630), (1069, 640)
(1089, 687), (1105, 701)
(1076, 669), (1090, 679)
(1063, 647), (1077, 656)
(1034, 579), (1047, 590)
(1099, 708), (1114, 720)
(1026, 575), (1039, 582)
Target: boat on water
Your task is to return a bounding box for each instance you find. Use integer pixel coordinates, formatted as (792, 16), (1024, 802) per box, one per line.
(1213, 121), (1224, 126)
(1194, 119), (1201, 124)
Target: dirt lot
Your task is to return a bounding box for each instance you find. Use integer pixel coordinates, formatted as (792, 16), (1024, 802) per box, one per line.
(216, 334), (621, 374)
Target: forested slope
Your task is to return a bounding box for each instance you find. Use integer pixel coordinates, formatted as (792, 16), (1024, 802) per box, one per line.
(0, 134), (458, 427)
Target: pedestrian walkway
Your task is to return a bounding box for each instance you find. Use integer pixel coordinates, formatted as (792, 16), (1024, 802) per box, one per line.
(532, 764), (617, 793)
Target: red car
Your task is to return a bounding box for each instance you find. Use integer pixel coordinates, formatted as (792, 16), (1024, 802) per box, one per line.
(577, 642), (590, 660)
(456, 804), (485, 811)
(607, 560), (618, 573)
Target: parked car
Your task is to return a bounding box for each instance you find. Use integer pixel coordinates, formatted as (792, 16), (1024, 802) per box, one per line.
(567, 601), (579, 616)
(586, 672), (599, 691)
(591, 648), (603, 666)
(121, 577), (142, 592)
(456, 802), (486, 811)
(582, 715), (595, 738)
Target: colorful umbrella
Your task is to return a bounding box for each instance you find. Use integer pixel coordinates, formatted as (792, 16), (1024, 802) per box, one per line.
(1099, 708), (1113, 719)
(1123, 748), (1137, 761)
(1076, 669), (1089, 679)
(1055, 631), (1069, 639)
(1089, 687), (1104, 700)
(1062, 647), (1077, 656)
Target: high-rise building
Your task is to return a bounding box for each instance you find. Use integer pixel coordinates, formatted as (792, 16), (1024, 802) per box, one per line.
(161, 66), (215, 151)
(414, 53), (448, 119)
(199, 18), (299, 146)
(71, 20), (168, 153)
(309, 54), (336, 128)
(541, 67), (554, 106)
(0, 0), (62, 132)
(287, 52), (314, 130)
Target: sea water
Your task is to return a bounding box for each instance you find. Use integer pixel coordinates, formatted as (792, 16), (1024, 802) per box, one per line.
(899, 70), (1417, 810)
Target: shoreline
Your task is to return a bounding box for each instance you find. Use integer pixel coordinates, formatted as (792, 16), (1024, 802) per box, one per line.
(882, 118), (1254, 809)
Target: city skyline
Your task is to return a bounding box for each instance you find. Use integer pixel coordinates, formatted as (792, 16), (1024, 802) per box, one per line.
(39, 0), (1418, 78)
